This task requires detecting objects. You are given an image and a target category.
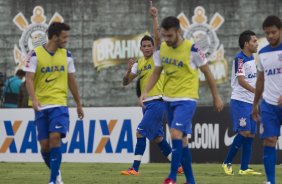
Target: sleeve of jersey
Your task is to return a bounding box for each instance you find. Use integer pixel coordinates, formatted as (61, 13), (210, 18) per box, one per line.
(153, 50), (162, 67)
(257, 55), (264, 72)
(23, 50), (37, 73)
(190, 44), (208, 67)
(131, 63), (138, 74)
(234, 57), (245, 76)
(67, 50), (76, 73)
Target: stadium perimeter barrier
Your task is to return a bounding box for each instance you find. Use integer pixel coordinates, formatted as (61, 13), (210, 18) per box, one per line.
(1, 107), (281, 164)
(150, 106), (282, 164)
(0, 107), (149, 163)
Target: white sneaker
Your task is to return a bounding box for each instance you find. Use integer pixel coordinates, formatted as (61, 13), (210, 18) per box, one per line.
(56, 170), (64, 184)
(264, 182), (271, 184)
(49, 182), (55, 184)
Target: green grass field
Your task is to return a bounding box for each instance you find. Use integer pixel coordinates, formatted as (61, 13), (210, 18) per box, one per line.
(1, 162), (281, 184)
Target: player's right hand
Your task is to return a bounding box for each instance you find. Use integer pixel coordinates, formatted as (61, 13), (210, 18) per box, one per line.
(77, 105), (84, 120)
(213, 95), (224, 112)
(252, 104), (260, 123)
(32, 99), (41, 111)
(127, 58), (136, 72)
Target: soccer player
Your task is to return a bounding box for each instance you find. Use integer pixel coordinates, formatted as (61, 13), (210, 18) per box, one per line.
(140, 16), (224, 184)
(25, 22), (84, 184)
(121, 2), (183, 176)
(252, 15), (282, 184)
(222, 30), (261, 176)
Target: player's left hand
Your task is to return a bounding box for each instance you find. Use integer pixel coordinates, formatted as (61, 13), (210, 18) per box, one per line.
(77, 105), (84, 119)
(213, 95), (224, 112)
(278, 96), (282, 107)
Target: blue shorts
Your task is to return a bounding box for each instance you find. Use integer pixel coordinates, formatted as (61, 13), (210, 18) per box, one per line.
(230, 99), (257, 134)
(137, 100), (165, 141)
(165, 100), (197, 135)
(260, 99), (282, 139)
(35, 106), (70, 141)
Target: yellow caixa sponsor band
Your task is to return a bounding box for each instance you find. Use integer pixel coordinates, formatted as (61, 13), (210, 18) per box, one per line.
(137, 56), (164, 98)
(28, 46), (68, 106)
(160, 40), (199, 99)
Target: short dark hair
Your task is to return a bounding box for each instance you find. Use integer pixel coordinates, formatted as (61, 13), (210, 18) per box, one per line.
(238, 30), (256, 49)
(262, 15), (282, 29)
(161, 16), (180, 30)
(140, 35), (154, 46)
(16, 69), (25, 77)
(47, 22), (70, 39)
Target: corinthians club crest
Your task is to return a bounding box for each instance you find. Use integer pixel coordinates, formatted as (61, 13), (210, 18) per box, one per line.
(13, 6), (64, 70)
(178, 6), (228, 83)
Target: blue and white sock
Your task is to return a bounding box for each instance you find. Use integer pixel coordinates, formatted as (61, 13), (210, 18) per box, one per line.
(50, 147), (62, 183)
(132, 137), (146, 172)
(241, 137), (253, 170)
(224, 134), (246, 164)
(264, 146), (276, 184)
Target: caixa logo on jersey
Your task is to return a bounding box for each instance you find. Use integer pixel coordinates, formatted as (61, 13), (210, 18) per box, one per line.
(0, 119), (134, 154)
(13, 6), (64, 71)
(177, 6), (228, 84)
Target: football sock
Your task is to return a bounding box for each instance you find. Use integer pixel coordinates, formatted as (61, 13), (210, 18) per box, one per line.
(224, 134), (246, 164)
(157, 138), (172, 158)
(41, 151), (50, 168)
(181, 146), (195, 184)
(168, 139), (182, 181)
(132, 137), (146, 172)
(263, 146), (276, 184)
(241, 137), (253, 170)
(50, 147), (62, 183)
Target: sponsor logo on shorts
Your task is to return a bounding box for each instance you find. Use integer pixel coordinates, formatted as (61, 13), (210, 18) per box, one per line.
(55, 125), (63, 129)
(239, 117), (247, 127)
(175, 122), (182, 126)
